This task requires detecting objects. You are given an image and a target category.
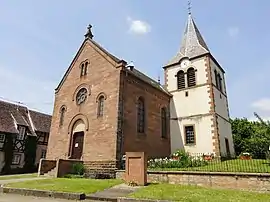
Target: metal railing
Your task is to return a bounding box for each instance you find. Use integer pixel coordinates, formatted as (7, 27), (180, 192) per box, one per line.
(147, 152), (270, 173)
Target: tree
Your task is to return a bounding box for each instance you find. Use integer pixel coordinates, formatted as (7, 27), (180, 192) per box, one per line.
(230, 113), (270, 158)
(1, 135), (14, 174)
(23, 136), (37, 173)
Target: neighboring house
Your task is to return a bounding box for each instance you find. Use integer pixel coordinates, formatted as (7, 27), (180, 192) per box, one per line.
(0, 100), (51, 172)
(46, 12), (235, 170)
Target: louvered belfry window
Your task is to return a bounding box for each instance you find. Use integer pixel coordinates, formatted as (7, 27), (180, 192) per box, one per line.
(187, 68), (196, 87)
(177, 70), (185, 89)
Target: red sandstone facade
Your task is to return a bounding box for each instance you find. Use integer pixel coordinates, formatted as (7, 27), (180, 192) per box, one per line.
(46, 26), (171, 167)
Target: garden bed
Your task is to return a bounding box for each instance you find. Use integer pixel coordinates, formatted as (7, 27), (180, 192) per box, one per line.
(148, 150), (270, 173)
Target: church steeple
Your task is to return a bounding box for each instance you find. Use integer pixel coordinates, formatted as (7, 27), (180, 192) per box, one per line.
(165, 14), (210, 67)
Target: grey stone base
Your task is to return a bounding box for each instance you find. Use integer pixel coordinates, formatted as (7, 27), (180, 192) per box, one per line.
(84, 170), (116, 179)
(1, 187), (86, 200)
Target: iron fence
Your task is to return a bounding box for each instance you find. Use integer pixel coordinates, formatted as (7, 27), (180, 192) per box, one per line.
(147, 152), (270, 173)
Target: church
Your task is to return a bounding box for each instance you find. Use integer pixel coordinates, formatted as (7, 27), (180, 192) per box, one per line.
(46, 13), (235, 168)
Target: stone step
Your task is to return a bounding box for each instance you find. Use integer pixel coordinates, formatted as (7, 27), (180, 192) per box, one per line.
(44, 166), (57, 177)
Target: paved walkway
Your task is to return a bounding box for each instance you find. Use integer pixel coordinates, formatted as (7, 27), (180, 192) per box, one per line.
(89, 183), (142, 200)
(0, 177), (48, 185)
(0, 193), (98, 202)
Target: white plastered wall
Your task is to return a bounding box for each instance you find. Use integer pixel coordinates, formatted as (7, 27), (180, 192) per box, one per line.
(217, 117), (235, 155)
(168, 56), (215, 154)
(170, 115), (214, 154)
(210, 58), (235, 155)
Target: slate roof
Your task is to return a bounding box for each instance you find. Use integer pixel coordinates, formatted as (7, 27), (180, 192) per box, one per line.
(126, 68), (171, 96)
(0, 100), (52, 136)
(165, 14), (210, 67)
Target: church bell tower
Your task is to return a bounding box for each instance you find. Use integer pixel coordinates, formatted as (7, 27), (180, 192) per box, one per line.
(164, 13), (235, 156)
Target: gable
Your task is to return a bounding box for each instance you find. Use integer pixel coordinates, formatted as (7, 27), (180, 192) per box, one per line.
(55, 38), (126, 93)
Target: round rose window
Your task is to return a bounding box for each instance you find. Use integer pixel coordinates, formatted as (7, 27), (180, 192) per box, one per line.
(76, 88), (87, 105)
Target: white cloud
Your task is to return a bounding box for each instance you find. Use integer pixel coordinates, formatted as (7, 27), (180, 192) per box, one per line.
(251, 98), (270, 112)
(227, 26), (239, 38)
(127, 16), (151, 35)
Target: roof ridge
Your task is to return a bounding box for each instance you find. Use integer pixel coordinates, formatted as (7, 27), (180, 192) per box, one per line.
(29, 109), (52, 117)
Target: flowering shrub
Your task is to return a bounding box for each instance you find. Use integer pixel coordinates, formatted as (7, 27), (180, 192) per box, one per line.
(239, 152), (252, 160)
(148, 150), (209, 169)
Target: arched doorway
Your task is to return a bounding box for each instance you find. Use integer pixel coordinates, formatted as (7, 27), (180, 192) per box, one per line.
(70, 119), (85, 159)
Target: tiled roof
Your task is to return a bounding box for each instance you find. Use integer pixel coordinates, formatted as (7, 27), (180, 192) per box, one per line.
(29, 110), (51, 133)
(0, 100), (52, 135)
(165, 14), (209, 67)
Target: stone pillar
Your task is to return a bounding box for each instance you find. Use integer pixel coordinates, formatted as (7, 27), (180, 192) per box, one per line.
(125, 152), (147, 186)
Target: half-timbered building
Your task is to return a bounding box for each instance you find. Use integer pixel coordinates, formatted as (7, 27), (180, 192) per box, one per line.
(0, 99), (51, 172)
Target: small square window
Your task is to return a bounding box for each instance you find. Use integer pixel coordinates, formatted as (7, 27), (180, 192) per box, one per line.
(220, 94), (222, 99)
(0, 134), (5, 142)
(185, 91), (189, 97)
(12, 154), (21, 165)
(185, 125), (195, 145)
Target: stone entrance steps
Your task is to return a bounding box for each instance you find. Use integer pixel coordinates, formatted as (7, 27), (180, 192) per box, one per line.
(44, 166), (57, 177)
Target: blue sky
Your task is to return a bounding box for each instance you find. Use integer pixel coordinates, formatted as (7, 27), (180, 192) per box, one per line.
(0, 0), (269, 120)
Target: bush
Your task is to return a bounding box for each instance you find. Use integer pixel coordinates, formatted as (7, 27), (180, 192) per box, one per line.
(71, 163), (85, 175)
(148, 150), (209, 169)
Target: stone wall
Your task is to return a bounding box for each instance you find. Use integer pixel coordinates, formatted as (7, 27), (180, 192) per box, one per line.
(38, 159), (56, 176)
(122, 71), (171, 159)
(56, 159), (83, 177)
(116, 170), (270, 192)
(83, 160), (117, 179)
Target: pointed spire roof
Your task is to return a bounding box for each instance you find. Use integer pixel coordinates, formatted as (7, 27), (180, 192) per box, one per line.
(165, 14), (210, 67)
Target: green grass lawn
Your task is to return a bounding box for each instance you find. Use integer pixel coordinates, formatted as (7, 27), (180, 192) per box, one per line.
(130, 183), (270, 202)
(150, 159), (270, 173)
(0, 173), (38, 180)
(6, 178), (123, 194)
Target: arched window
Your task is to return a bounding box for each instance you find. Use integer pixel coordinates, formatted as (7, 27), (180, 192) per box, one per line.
(84, 62), (88, 75)
(80, 63), (85, 77)
(187, 67), (196, 87)
(214, 69), (219, 89)
(217, 73), (223, 92)
(97, 95), (105, 117)
(59, 106), (66, 126)
(137, 97), (145, 133)
(161, 107), (167, 138)
(177, 70), (185, 89)
(80, 61), (88, 77)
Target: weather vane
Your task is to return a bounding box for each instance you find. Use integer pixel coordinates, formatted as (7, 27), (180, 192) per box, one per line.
(188, 0), (191, 15)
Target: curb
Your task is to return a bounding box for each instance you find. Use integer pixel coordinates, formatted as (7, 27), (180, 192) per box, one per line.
(86, 195), (117, 201)
(0, 187), (171, 202)
(1, 187), (86, 200)
(117, 197), (171, 202)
